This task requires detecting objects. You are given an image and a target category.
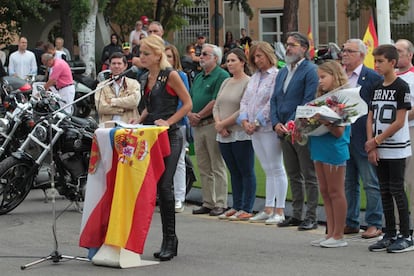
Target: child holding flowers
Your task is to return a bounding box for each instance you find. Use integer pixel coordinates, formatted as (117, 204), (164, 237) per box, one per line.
(309, 61), (351, 248)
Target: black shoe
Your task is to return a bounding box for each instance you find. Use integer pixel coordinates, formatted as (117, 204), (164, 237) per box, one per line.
(277, 217), (302, 227)
(298, 218), (318, 231)
(209, 207), (226, 216)
(159, 236), (178, 261)
(192, 206), (212, 215)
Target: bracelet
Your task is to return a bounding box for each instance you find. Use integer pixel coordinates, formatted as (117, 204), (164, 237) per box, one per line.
(374, 136), (381, 145)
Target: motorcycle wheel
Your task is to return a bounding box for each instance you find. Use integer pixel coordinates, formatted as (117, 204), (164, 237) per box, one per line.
(0, 157), (35, 215)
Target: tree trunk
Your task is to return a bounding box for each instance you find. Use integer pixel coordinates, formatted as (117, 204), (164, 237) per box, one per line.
(155, 0), (163, 21)
(282, 0), (299, 41)
(59, 0), (74, 58)
(78, 0), (98, 78)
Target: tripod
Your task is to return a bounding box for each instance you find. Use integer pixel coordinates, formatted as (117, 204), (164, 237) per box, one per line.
(20, 70), (126, 269)
(21, 115), (89, 270)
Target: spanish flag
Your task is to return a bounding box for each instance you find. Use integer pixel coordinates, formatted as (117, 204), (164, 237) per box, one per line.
(307, 26), (315, 60)
(244, 42), (249, 57)
(362, 16), (378, 69)
(80, 126), (170, 255)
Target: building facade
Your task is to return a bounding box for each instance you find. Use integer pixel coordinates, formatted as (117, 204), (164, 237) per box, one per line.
(173, 0), (414, 52)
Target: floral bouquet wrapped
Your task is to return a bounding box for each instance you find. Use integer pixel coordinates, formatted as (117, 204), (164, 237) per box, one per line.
(285, 86), (367, 144)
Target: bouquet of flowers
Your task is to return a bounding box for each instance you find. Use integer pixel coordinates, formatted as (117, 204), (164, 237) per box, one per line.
(285, 86), (367, 145)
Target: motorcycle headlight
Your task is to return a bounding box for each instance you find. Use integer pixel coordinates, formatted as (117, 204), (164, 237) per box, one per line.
(33, 125), (48, 142)
(0, 118), (10, 133)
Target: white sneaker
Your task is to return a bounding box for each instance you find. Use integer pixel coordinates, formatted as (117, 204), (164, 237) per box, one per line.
(310, 237), (327, 247)
(265, 214), (285, 225)
(249, 211), (273, 223)
(320, 237), (348, 248)
(175, 200), (185, 213)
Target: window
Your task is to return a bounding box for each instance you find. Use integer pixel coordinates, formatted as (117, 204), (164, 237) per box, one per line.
(259, 10), (283, 44)
(174, 3), (210, 48)
(318, 0), (336, 46)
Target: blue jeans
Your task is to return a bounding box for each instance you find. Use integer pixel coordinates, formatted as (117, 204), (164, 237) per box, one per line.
(345, 144), (383, 229)
(219, 140), (256, 213)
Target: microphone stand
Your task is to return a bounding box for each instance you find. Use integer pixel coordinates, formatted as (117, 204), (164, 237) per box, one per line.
(20, 72), (124, 270)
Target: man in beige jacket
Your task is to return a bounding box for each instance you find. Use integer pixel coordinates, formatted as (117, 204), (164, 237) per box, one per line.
(95, 52), (140, 124)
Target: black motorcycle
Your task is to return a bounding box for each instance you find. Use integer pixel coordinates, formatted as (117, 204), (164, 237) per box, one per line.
(0, 76), (32, 116)
(0, 90), (98, 215)
(0, 94), (34, 159)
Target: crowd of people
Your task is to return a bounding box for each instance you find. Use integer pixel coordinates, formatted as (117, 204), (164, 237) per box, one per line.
(92, 17), (414, 257)
(6, 16), (414, 260)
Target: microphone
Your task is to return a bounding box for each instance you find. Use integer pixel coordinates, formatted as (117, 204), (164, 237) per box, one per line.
(111, 66), (140, 81)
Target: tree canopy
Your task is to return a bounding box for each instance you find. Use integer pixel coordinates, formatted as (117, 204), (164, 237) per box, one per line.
(347, 0), (409, 20)
(0, 0), (50, 44)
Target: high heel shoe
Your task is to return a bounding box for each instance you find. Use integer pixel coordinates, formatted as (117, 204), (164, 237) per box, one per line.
(153, 237), (166, 259)
(159, 235), (178, 261)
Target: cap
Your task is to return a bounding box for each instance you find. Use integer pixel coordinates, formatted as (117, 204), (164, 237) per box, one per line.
(197, 32), (206, 39)
(141, 15), (149, 25)
(122, 42), (130, 50)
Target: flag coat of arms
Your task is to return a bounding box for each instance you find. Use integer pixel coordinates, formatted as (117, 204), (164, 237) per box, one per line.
(79, 126), (170, 254)
(363, 16), (378, 69)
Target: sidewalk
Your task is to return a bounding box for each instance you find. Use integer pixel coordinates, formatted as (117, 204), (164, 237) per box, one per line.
(186, 187), (372, 228)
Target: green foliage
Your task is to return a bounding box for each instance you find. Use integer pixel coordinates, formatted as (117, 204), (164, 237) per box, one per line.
(70, 0), (110, 32)
(0, 0), (50, 44)
(104, 0), (154, 42)
(347, 0), (409, 20)
(70, 0), (92, 32)
(229, 0), (254, 20)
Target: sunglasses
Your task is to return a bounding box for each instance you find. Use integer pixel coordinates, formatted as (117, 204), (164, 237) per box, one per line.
(201, 52), (214, 57)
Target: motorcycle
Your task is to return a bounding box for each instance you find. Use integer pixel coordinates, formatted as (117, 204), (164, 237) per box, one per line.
(69, 60), (98, 118)
(0, 76), (32, 116)
(314, 42), (342, 64)
(0, 93), (34, 159)
(0, 89), (98, 215)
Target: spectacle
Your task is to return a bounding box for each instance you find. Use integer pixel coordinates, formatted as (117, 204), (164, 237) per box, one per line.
(341, 49), (360, 54)
(285, 42), (301, 48)
(201, 52), (213, 57)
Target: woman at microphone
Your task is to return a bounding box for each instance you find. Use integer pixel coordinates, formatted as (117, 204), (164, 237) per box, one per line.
(131, 35), (192, 261)
(94, 52), (141, 124)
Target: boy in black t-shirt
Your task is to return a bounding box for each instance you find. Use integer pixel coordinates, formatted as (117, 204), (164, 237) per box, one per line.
(365, 44), (413, 253)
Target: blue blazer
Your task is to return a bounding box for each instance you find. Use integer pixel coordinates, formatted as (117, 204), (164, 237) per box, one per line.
(270, 59), (319, 127)
(350, 65), (382, 157)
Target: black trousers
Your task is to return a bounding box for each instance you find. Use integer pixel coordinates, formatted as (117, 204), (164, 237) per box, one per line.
(377, 158), (410, 237)
(158, 128), (183, 237)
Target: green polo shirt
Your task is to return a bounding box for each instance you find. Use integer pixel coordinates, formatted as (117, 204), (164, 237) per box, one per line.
(190, 65), (230, 113)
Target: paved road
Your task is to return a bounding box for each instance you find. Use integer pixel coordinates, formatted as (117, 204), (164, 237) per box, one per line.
(1, 189), (413, 276)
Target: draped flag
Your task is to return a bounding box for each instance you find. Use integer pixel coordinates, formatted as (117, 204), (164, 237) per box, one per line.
(80, 126), (170, 255)
(362, 16), (378, 69)
(307, 26), (315, 60)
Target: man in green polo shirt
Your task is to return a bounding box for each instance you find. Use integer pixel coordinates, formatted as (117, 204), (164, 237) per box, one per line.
(188, 43), (230, 216)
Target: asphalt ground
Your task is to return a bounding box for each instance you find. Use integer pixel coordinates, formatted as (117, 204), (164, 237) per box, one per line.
(1, 189), (414, 276)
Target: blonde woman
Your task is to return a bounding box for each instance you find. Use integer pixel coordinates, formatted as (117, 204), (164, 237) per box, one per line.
(133, 35), (192, 261)
(239, 41), (288, 225)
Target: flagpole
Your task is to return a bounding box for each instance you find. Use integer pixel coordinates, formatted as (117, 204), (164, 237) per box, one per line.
(376, 0), (391, 44)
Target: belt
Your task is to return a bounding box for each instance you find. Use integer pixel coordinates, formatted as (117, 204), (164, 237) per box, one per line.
(197, 117), (215, 127)
(58, 83), (74, 90)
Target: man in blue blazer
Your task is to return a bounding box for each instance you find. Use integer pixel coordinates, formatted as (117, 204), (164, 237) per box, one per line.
(341, 39), (383, 239)
(270, 32), (319, 230)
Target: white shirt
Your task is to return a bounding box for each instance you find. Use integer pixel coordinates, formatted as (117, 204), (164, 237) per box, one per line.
(8, 50), (37, 78)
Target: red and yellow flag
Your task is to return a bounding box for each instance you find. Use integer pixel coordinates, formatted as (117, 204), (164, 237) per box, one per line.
(362, 16), (379, 69)
(244, 42), (249, 57)
(308, 26), (315, 60)
(80, 126), (170, 254)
